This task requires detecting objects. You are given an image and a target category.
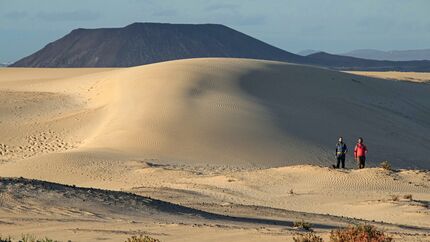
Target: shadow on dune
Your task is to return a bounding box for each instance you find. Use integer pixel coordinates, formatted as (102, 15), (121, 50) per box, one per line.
(2, 177), (430, 233)
(237, 62), (430, 169)
(0, 177), (331, 230)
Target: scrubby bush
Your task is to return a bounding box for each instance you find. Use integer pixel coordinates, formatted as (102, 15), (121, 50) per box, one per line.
(403, 194), (413, 201)
(293, 220), (312, 231)
(293, 233), (323, 242)
(125, 235), (160, 242)
(380, 161), (391, 170)
(391, 195), (399, 201)
(330, 224), (393, 242)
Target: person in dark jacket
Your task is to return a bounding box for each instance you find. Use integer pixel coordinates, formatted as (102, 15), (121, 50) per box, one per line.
(354, 137), (368, 169)
(334, 137), (348, 168)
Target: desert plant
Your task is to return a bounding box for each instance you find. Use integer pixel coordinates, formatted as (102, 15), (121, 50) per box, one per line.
(0, 236), (12, 242)
(380, 161), (391, 170)
(290, 189), (294, 195)
(330, 224), (393, 242)
(38, 238), (56, 242)
(0, 235), (59, 242)
(18, 234), (59, 242)
(403, 194), (413, 201)
(125, 235), (161, 242)
(391, 195), (399, 201)
(293, 233), (323, 242)
(20, 234), (36, 242)
(293, 220), (312, 231)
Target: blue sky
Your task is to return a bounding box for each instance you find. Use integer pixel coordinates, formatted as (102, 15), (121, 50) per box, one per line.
(1, 0), (429, 63)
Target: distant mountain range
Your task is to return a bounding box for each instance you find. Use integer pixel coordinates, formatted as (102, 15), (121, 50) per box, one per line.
(298, 48), (430, 61)
(340, 49), (430, 61)
(297, 49), (320, 56)
(11, 23), (430, 71)
(306, 52), (430, 72)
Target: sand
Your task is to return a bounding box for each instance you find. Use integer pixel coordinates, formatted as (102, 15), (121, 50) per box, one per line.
(0, 58), (429, 241)
(345, 71), (430, 83)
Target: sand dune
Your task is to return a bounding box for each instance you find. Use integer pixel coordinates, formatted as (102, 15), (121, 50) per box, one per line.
(1, 58), (430, 241)
(1, 58), (429, 169)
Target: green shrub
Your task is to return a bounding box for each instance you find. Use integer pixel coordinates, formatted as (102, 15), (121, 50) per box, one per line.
(293, 233), (323, 242)
(380, 161), (391, 170)
(330, 224), (393, 242)
(293, 220), (312, 231)
(125, 235), (160, 242)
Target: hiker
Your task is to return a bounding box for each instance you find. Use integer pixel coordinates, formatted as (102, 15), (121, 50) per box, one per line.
(354, 137), (367, 169)
(334, 137), (348, 168)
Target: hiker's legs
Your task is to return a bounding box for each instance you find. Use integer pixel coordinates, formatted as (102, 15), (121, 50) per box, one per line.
(358, 156), (365, 169)
(340, 155), (345, 168)
(336, 156), (341, 168)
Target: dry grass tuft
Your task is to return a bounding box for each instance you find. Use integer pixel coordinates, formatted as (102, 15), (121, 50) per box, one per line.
(391, 195), (399, 201)
(0, 236), (12, 242)
(403, 194), (413, 201)
(380, 161), (392, 170)
(293, 220), (312, 231)
(125, 235), (161, 242)
(293, 233), (323, 242)
(0, 235), (59, 242)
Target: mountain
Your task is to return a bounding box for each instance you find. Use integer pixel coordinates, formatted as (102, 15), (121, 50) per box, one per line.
(297, 49), (320, 56)
(341, 49), (430, 61)
(11, 22), (305, 67)
(306, 52), (430, 71)
(11, 23), (430, 71)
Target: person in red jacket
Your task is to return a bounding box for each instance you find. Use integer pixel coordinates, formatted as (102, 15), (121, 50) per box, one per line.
(354, 137), (367, 169)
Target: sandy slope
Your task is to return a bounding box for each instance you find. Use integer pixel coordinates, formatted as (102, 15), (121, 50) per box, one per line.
(0, 58), (430, 241)
(346, 71), (430, 83)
